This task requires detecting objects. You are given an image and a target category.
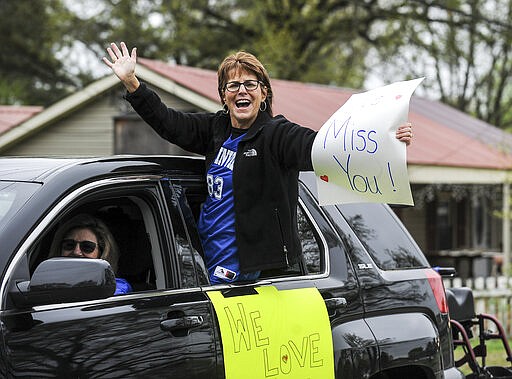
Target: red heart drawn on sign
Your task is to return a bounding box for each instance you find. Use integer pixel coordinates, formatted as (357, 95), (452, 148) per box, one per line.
(282, 355), (288, 363)
(320, 175), (329, 182)
(395, 94), (402, 100)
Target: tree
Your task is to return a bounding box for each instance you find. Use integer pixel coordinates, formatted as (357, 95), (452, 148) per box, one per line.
(5, 0), (512, 131)
(368, 0), (512, 130)
(76, 0), (512, 129)
(0, 0), (76, 106)
(70, 0), (374, 89)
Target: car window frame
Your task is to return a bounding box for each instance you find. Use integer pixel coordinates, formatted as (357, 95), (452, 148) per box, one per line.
(159, 177), (210, 289)
(1, 176), (181, 310)
(296, 182), (331, 278)
(251, 183), (331, 283)
(157, 176), (332, 287)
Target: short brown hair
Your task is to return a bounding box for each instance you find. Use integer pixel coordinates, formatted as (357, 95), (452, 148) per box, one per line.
(217, 51), (273, 116)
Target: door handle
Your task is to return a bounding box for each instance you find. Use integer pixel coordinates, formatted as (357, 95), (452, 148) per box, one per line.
(160, 315), (203, 332)
(324, 297), (347, 316)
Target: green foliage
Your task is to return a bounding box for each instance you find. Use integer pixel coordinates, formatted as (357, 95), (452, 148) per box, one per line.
(3, 0), (512, 130)
(68, 0), (373, 87)
(373, 0), (512, 129)
(455, 338), (512, 375)
(0, 0), (75, 105)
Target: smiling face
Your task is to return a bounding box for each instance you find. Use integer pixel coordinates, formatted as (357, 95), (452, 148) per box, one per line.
(223, 69), (267, 129)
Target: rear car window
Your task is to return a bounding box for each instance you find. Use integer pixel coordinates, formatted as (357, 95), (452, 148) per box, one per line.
(339, 203), (429, 270)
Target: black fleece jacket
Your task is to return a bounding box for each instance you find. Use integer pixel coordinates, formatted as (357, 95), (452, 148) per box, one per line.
(126, 83), (316, 272)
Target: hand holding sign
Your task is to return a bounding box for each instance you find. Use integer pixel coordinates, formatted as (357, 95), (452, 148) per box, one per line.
(312, 78), (424, 206)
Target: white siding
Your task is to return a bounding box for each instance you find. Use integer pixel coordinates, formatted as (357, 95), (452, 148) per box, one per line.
(5, 89), (120, 156)
(3, 84), (207, 157)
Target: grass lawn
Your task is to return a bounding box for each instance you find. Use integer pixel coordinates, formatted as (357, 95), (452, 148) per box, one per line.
(454, 338), (512, 376)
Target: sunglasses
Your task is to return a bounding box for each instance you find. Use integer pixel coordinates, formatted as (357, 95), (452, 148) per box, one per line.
(61, 239), (97, 254)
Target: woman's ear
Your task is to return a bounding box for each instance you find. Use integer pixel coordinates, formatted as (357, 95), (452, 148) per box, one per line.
(261, 86), (268, 102)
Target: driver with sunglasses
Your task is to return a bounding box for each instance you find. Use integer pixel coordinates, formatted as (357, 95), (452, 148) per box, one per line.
(49, 214), (132, 295)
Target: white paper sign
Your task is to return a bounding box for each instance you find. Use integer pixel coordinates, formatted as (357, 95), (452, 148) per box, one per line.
(312, 78), (423, 206)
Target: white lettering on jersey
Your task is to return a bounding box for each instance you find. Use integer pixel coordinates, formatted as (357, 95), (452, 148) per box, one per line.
(207, 174), (223, 199)
(214, 147), (236, 171)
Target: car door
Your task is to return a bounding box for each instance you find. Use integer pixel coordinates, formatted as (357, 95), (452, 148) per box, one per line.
(0, 178), (219, 378)
(297, 179), (380, 378)
(167, 173), (371, 378)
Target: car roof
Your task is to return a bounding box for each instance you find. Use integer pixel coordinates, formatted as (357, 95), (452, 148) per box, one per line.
(0, 157), (86, 182)
(0, 155), (205, 182)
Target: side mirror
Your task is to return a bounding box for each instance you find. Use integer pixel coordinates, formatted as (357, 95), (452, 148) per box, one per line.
(10, 257), (116, 307)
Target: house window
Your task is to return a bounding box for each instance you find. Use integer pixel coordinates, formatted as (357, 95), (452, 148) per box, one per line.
(436, 199), (452, 250)
(471, 192), (489, 249)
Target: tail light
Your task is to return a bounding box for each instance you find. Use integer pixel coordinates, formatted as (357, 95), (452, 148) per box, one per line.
(426, 268), (449, 314)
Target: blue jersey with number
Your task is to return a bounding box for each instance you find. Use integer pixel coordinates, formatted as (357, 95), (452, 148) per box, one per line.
(198, 134), (243, 284)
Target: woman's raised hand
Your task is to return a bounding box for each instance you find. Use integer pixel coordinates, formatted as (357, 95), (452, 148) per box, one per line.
(103, 42), (140, 93)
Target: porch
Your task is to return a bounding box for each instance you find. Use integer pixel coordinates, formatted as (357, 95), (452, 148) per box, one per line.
(396, 169), (512, 276)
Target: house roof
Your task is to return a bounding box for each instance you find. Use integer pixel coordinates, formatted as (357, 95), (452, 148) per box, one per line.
(139, 58), (512, 171)
(138, 58), (353, 129)
(0, 106), (43, 135)
(0, 75), (119, 152)
(2, 57), (512, 178)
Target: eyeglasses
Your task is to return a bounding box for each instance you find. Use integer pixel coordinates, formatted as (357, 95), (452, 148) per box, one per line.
(61, 239), (97, 254)
(224, 80), (262, 92)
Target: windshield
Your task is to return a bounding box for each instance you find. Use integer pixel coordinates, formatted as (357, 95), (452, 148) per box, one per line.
(0, 181), (41, 231)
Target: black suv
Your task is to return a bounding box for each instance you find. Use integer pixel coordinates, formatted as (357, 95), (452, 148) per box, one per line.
(0, 156), (463, 378)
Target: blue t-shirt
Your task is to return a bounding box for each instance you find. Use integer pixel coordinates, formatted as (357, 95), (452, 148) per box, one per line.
(114, 277), (133, 295)
(197, 134), (259, 284)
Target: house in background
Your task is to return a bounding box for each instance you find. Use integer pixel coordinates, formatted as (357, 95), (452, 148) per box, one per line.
(2, 58), (512, 277)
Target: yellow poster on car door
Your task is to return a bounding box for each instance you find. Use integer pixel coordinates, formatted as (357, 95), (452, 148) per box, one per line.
(207, 285), (334, 379)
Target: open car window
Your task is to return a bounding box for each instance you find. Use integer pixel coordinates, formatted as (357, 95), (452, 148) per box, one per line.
(162, 178), (209, 288)
(20, 183), (173, 302)
(163, 177), (328, 283)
